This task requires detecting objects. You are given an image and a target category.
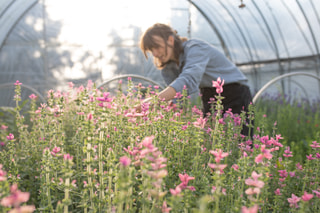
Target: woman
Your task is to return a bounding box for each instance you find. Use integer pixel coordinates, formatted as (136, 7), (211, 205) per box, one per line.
(139, 23), (253, 137)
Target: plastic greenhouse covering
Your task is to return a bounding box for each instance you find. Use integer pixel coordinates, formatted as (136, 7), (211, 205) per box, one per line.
(0, 0), (320, 107)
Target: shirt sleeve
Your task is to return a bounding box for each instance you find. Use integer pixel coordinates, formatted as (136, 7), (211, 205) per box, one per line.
(161, 61), (181, 86)
(169, 43), (210, 95)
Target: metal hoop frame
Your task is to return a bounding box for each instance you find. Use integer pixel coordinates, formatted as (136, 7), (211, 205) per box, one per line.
(253, 72), (320, 104)
(97, 74), (165, 90)
(0, 82), (46, 103)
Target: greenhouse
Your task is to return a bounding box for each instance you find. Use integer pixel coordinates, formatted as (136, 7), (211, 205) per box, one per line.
(0, 0), (320, 212)
(0, 0), (320, 105)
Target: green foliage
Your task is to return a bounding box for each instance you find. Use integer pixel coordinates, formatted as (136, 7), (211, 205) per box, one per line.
(254, 93), (319, 164)
(0, 81), (319, 212)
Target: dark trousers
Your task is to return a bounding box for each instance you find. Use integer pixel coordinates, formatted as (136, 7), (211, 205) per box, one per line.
(200, 83), (254, 138)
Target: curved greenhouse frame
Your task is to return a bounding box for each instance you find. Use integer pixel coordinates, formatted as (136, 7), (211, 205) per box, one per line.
(0, 0), (319, 106)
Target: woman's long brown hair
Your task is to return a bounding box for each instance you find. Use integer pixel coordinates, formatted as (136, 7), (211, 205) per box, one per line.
(140, 23), (186, 69)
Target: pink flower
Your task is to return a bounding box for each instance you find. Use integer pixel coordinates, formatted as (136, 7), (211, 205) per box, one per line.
(310, 141), (320, 149)
(169, 186), (181, 196)
(0, 184), (30, 207)
(6, 133), (14, 141)
(255, 145), (272, 163)
(141, 136), (155, 149)
(87, 113), (93, 120)
(29, 94), (37, 100)
(287, 194), (300, 208)
(179, 173), (195, 186)
(193, 117), (208, 129)
(119, 156), (131, 167)
(301, 191), (313, 201)
(0, 164), (7, 181)
(232, 164), (239, 171)
(283, 146), (293, 158)
(162, 201), (171, 213)
(241, 205), (259, 213)
(274, 188), (281, 195)
(96, 92), (113, 103)
(289, 172), (295, 177)
(63, 154), (73, 161)
(1, 125), (8, 130)
(8, 205), (35, 213)
(209, 149), (229, 163)
(14, 80), (22, 86)
(51, 147), (61, 156)
(306, 154), (315, 160)
(245, 187), (261, 195)
(68, 82), (74, 88)
(296, 163), (303, 170)
(208, 163), (227, 173)
(245, 171), (264, 188)
(312, 190), (320, 198)
(212, 77), (224, 94)
(177, 173), (195, 190)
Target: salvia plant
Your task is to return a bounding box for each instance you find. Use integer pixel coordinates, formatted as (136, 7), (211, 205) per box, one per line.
(0, 79), (319, 213)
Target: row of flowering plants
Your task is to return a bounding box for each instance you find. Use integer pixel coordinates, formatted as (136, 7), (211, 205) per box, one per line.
(0, 79), (319, 212)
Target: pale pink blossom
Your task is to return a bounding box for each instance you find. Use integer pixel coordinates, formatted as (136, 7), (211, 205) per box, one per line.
(274, 188), (281, 195)
(301, 191), (313, 201)
(208, 163), (227, 172)
(169, 186), (182, 196)
(245, 187), (261, 195)
(241, 205), (259, 213)
(232, 164), (239, 171)
(63, 154), (73, 161)
(312, 190), (320, 198)
(0, 184), (30, 207)
(119, 156), (131, 167)
(0, 164), (7, 181)
(287, 194), (300, 208)
(245, 171), (264, 188)
(255, 145), (273, 163)
(29, 94), (37, 100)
(209, 149), (229, 163)
(162, 201), (171, 213)
(8, 205), (35, 213)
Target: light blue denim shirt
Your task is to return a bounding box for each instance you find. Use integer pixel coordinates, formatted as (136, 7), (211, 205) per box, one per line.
(161, 39), (248, 95)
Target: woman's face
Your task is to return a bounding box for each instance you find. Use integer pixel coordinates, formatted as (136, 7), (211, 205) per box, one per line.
(150, 35), (174, 63)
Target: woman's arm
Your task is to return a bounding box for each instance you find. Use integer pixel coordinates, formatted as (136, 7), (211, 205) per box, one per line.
(135, 86), (176, 112)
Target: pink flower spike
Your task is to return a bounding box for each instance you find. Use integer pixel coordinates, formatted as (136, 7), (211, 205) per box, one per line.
(287, 194), (301, 208)
(0, 184), (30, 207)
(209, 149), (229, 163)
(63, 154), (73, 161)
(212, 77), (225, 94)
(251, 171), (262, 181)
(162, 201), (171, 213)
(301, 191), (313, 201)
(312, 190), (320, 198)
(29, 94), (37, 100)
(179, 173), (195, 186)
(170, 186), (181, 196)
(6, 133), (14, 141)
(14, 80), (22, 86)
(241, 205), (259, 213)
(119, 156), (131, 167)
(274, 188), (281, 195)
(306, 154), (315, 160)
(310, 141), (320, 148)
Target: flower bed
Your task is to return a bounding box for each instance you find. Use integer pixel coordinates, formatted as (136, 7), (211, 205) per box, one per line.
(0, 79), (319, 212)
